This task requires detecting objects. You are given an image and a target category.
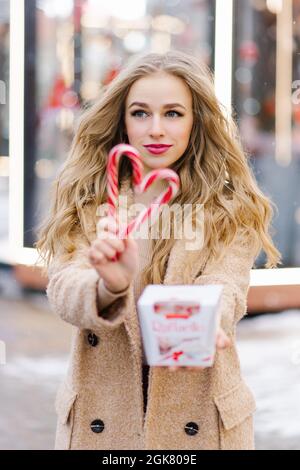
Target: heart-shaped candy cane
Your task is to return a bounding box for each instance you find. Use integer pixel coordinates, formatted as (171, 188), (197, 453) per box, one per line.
(106, 143), (180, 260)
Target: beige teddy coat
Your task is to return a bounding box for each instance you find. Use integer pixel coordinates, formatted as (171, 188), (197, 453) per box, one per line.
(46, 194), (258, 451)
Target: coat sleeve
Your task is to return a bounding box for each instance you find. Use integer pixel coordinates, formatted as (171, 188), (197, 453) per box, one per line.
(97, 277), (131, 310)
(46, 243), (133, 334)
(193, 230), (258, 335)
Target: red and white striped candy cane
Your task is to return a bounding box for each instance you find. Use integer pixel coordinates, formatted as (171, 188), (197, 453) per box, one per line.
(121, 167), (179, 238)
(106, 143), (143, 231)
(106, 144), (180, 260)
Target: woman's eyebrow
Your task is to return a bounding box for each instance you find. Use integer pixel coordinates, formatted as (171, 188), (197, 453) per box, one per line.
(128, 101), (186, 110)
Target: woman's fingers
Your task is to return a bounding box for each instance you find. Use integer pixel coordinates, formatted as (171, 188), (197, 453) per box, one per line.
(88, 242), (119, 265)
(163, 329), (231, 373)
(88, 249), (106, 266)
(96, 240), (119, 260)
(91, 237), (125, 262)
(97, 216), (118, 237)
(216, 328), (231, 349)
(96, 237), (125, 254)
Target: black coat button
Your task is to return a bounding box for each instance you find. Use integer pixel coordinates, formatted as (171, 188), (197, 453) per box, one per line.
(184, 422), (199, 436)
(87, 332), (99, 347)
(90, 419), (105, 433)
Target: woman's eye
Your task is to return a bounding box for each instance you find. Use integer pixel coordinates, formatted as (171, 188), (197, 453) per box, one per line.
(131, 110), (148, 118)
(166, 110), (182, 118)
(131, 110), (182, 118)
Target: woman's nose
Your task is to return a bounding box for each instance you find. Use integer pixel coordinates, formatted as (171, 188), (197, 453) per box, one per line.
(149, 116), (165, 137)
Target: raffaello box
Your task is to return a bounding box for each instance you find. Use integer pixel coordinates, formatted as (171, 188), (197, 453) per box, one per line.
(137, 284), (223, 367)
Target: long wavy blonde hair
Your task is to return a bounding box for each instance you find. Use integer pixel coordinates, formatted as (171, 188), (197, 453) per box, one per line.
(36, 50), (281, 285)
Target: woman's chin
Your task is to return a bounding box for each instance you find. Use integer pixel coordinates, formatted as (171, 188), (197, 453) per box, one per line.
(142, 155), (170, 169)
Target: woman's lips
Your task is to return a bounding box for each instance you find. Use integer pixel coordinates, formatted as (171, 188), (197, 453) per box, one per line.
(143, 145), (173, 155)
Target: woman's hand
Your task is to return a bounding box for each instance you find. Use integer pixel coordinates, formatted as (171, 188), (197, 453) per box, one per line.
(88, 216), (139, 293)
(168, 324), (231, 372)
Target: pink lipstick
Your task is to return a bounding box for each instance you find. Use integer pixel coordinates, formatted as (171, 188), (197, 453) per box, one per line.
(143, 144), (173, 155)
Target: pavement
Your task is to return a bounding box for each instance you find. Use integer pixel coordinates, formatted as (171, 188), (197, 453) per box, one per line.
(0, 267), (300, 450)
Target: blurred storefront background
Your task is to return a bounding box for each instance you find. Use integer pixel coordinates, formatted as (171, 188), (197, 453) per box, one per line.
(1, 0), (300, 267)
(233, 0), (300, 267)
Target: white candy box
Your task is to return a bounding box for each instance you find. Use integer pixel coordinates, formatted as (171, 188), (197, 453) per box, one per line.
(137, 284), (223, 367)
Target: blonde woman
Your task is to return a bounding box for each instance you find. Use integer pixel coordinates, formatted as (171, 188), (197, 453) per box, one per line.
(36, 50), (281, 450)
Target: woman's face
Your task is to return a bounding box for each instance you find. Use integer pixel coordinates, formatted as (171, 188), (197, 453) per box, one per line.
(124, 72), (193, 176)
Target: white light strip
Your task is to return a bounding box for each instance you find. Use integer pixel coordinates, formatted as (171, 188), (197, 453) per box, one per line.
(0, 238), (41, 266)
(250, 267), (300, 286)
(214, 0), (233, 118)
(9, 0), (25, 253)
